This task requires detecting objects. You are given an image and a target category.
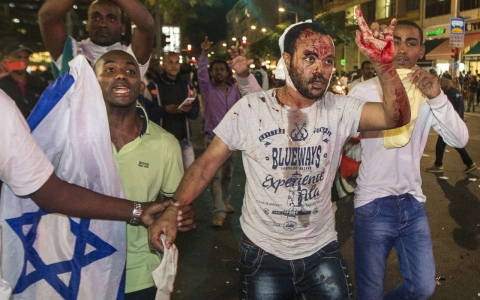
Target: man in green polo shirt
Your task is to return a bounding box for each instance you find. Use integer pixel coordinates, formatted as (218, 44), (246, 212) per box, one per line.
(95, 50), (185, 300)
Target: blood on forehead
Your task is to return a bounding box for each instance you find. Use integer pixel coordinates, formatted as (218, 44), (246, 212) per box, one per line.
(297, 29), (335, 57)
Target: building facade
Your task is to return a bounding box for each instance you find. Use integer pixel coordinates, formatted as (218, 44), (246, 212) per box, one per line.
(314, 0), (480, 76)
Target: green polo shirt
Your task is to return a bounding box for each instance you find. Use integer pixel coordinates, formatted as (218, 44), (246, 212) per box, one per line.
(114, 107), (183, 293)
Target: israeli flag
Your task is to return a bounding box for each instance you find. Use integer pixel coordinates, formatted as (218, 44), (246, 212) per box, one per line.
(0, 55), (126, 300)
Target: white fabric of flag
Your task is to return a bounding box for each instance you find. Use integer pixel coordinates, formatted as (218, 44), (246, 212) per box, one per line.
(0, 55), (126, 300)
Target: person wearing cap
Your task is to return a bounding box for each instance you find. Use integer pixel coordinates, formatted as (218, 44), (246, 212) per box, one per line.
(0, 43), (48, 119)
(148, 9), (411, 299)
(38, 0), (154, 79)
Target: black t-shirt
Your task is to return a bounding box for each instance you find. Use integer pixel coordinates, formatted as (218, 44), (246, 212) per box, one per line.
(159, 76), (186, 140)
(445, 87), (464, 119)
(468, 80), (478, 93)
(0, 74), (47, 119)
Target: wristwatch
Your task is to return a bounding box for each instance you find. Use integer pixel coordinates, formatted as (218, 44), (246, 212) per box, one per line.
(129, 201), (143, 225)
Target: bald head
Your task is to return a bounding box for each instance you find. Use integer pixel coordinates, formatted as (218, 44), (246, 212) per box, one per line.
(95, 50), (142, 107)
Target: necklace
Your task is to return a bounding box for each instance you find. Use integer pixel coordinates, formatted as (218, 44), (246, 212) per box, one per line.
(279, 99), (319, 146)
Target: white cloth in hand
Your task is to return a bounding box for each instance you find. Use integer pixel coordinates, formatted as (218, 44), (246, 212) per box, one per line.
(152, 234), (178, 300)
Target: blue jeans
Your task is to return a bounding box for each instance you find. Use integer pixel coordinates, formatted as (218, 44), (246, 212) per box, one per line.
(239, 240), (353, 300)
(354, 194), (436, 300)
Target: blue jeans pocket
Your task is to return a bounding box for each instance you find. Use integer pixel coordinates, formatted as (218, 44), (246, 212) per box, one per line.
(317, 240), (340, 256)
(409, 196), (425, 211)
(354, 199), (381, 219)
(239, 242), (263, 276)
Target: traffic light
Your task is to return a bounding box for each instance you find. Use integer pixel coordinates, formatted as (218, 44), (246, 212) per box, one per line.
(451, 48), (459, 61)
(187, 44), (192, 52)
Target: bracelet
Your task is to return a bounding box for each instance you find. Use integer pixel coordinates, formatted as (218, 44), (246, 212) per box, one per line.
(128, 201), (143, 225)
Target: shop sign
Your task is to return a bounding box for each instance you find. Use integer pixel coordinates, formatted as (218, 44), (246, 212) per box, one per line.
(426, 29), (445, 36)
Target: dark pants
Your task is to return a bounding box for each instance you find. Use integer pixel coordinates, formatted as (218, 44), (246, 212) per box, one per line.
(239, 240), (353, 299)
(434, 135), (473, 167)
(125, 286), (156, 300)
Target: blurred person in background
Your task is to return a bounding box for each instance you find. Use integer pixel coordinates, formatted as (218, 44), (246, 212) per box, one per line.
(0, 43), (48, 119)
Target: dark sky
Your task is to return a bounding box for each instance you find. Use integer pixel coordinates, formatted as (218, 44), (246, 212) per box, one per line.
(185, 0), (238, 54)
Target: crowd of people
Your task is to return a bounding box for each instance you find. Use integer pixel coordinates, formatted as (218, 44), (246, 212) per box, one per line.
(0, 1), (477, 300)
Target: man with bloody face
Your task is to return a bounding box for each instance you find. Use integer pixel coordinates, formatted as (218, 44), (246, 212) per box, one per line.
(148, 9), (411, 299)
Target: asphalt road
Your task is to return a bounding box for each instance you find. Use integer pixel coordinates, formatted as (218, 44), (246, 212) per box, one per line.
(171, 111), (480, 300)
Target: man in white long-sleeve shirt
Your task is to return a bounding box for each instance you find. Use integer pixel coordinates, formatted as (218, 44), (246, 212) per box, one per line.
(349, 20), (469, 300)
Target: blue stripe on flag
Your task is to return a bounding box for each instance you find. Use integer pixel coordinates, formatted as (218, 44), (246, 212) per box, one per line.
(27, 72), (75, 131)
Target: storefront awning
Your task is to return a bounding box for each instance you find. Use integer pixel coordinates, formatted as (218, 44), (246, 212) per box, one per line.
(425, 32), (480, 61)
(418, 38), (447, 65)
(464, 42), (480, 61)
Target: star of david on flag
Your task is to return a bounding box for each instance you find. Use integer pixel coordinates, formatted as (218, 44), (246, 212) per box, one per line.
(0, 55), (126, 300)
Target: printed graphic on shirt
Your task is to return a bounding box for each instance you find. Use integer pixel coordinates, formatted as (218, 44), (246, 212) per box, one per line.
(255, 122), (333, 230)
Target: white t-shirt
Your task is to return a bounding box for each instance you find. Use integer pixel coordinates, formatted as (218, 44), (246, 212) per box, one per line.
(53, 37), (149, 78)
(0, 90), (53, 196)
(349, 77), (469, 208)
(214, 89), (364, 260)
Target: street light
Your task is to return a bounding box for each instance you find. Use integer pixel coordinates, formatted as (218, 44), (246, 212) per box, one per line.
(278, 7), (298, 23)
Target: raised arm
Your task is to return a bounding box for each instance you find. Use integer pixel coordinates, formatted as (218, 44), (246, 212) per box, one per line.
(354, 8), (411, 132)
(113, 0), (154, 65)
(38, 0), (73, 61)
(197, 37), (214, 94)
(148, 136), (233, 250)
(227, 45), (263, 96)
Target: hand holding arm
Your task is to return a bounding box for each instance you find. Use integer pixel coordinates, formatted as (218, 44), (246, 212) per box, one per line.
(147, 205), (179, 251)
(355, 8), (410, 131)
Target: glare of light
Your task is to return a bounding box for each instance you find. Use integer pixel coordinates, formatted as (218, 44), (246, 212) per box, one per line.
(9, 3), (14, 7)
(19, 28), (27, 34)
(231, 37), (237, 41)
(251, 25), (256, 30)
(222, 43), (227, 47)
(279, 7), (286, 12)
(73, 5), (78, 9)
(249, 64), (255, 68)
(261, 28), (267, 33)
(207, 54), (211, 57)
(12, 18), (20, 23)
(83, 20), (87, 25)
(242, 36), (247, 41)
(211, 51), (215, 54)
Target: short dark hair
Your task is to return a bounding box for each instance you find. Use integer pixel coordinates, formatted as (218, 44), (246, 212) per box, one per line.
(396, 20), (423, 45)
(209, 59), (230, 73)
(361, 60), (372, 70)
(89, 0), (124, 23)
(442, 73), (452, 80)
(284, 23), (329, 56)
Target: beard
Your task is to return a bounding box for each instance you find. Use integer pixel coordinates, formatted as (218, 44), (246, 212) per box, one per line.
(289, 61), (331, 100)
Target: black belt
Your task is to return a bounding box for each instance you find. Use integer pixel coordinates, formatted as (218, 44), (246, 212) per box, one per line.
(242, 234), (258, 247)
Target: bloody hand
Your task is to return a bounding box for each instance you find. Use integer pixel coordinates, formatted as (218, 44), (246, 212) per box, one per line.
(355, 8), (396, 65)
